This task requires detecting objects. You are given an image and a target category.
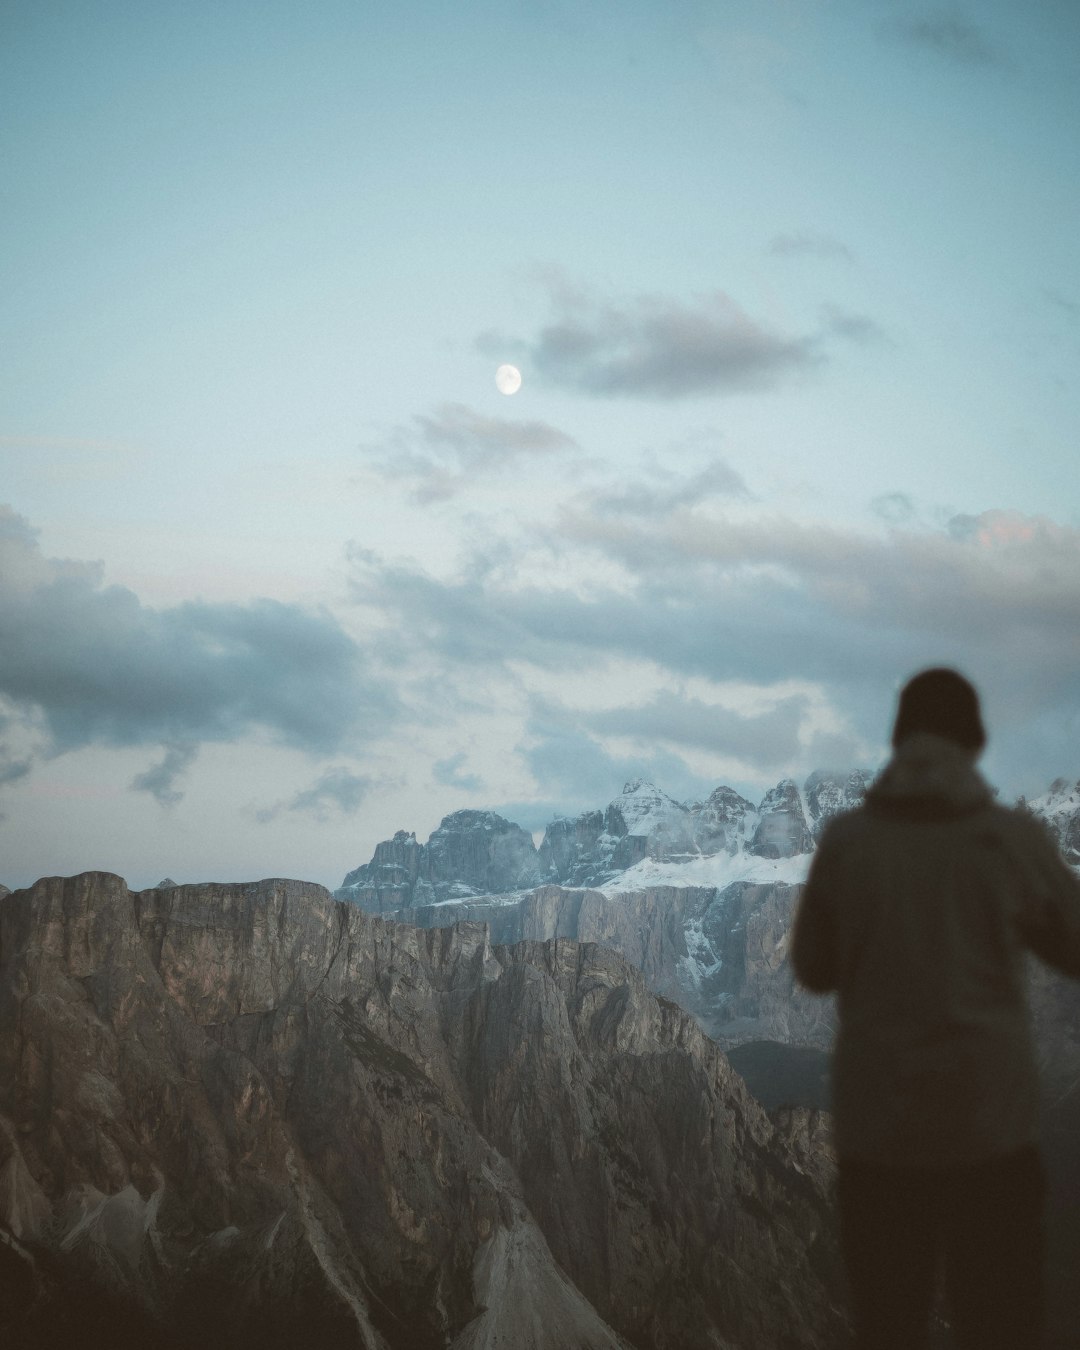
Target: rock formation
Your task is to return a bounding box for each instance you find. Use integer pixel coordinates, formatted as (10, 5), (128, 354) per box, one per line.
(338, 811), (541, 911)
(0, 872), (849, 1349)
(1021, 778), (1080, 865)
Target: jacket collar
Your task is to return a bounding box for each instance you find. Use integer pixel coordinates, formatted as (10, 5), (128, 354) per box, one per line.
(867, 733), (994, 819)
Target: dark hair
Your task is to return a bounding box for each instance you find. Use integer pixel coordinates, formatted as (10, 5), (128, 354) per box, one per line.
(892, 667), (987, 752)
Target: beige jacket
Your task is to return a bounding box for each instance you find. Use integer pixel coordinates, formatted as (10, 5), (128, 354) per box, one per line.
(793, 733), (1080, 1167)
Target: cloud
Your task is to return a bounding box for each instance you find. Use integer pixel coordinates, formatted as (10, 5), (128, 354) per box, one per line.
(823, 306), (891, 346)
(433, 751), (483, 792)
(767, 231), (854, 262)
(581, 690), (808, 768)
(370, 402), (578, 502)
(130, 742), (198, 806)
(871, 491), (918, 525)
(494, 286), (820, 399)
(518, 710), (720, 812)
(257, 766), (375, 823)
(881, 13), (1005, 67)
(585, 457), (749, 517)
(0, 506), (397, 780)
(348, 506), (1080, 793)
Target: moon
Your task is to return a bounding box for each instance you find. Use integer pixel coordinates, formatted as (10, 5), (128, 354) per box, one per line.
(495, 363), (522, 395)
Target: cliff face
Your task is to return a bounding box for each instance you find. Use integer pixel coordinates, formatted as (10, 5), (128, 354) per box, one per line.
(339, 811), (540, 911)
(0, 873), (848, 1350)
(391, 880), (834, 1049)
(337, 773), (870, 909)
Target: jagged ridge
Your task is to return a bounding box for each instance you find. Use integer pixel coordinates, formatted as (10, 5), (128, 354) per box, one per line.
(0, 872), (847, 1349)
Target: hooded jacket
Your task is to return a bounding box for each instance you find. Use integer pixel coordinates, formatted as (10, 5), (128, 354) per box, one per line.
(792, 733), (1080, 1168)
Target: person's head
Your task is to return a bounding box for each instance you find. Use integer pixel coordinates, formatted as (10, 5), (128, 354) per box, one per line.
(892, 667), (987, 754)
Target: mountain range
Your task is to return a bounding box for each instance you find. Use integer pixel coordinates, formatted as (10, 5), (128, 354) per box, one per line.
(3, 770), (1079, 1347)
(0, 872), (845, 1349)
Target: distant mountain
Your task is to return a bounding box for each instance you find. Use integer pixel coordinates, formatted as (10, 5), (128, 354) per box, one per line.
(1021, 778), (1080, 864)
(334, 769), (1079, 1048)
(337, 771), (872, 911)
(338, 810), (541, 913)
(0, 872), (847, 1349)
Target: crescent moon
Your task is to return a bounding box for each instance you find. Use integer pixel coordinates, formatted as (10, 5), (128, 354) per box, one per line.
(495, 364), (522, 395)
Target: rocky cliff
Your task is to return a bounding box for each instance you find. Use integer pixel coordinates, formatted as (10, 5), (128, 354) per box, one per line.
(334, 770), (1080, 1054)
(338, 811), (541, 912)
(337, 773), (872, 911)
(0, 873), (849, 1349)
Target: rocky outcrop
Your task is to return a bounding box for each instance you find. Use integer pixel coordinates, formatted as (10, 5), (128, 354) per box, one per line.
(535, 811), (607, 887)
(1021, 778), (1080, 865)
(685, 785), (757, 856)
(379, 879), (833, 1049)
(803, 770), (871, 842)
(0, 872), (849, 1349)
(749, 780), (814, 859)
(338, 811), (540, 910)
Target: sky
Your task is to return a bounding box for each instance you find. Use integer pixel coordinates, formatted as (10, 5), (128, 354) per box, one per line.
(2, 0), (1079, 892)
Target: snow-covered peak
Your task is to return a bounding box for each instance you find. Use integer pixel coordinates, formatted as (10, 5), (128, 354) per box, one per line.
(607, 780), (690, 838)
(1029, 778), (1080, 819)
(1024, 779), (1080, 865)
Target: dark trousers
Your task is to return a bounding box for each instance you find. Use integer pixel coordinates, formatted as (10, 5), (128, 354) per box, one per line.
(837, 1145), (1045, 1350)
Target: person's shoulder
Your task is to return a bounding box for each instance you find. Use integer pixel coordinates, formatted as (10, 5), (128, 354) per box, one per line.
(978, 801), (1062, 858)
(816, 805), (871, 847)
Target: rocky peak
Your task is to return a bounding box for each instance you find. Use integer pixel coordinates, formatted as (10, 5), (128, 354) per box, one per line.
(750, 779), (815, 858)
(337, 810), (540, 913)
(687, 785), (757, 856)
(536, 809), (606, 887)
(604, 779), (686, 834)
(0, 870), (848, 1348)
(1023, 778), (1080, 865)
(803, 769), (872, 842)
(425, 810), (541, 899)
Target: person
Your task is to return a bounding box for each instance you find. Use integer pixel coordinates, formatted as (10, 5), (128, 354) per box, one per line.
(792, 667), (1080, 1350)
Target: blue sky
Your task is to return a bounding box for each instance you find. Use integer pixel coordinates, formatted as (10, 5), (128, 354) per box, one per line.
(2, 0), (1079, 890)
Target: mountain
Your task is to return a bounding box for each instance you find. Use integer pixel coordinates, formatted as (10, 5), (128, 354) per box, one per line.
(335, 773), (872, 1045)
(0, 872), (848, 1349)
(334, 769), (1080, 1050)
(1021, 778), (1080, 865)
(338, 811), (541, 913)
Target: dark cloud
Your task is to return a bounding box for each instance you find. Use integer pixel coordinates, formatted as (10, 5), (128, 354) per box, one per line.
(433, 751), (483, 792)
(767, 231), (854, 262)
(257, 767), (374, 823)
(348, 507), (1080, 793)
(369, 402), (577, 502)
(0, 507), (396, 781)
(583, 690), (808, 768)
(882, 13), (1005, 67)
(497, 288), (820, 399)
(130, 742), (198, 807)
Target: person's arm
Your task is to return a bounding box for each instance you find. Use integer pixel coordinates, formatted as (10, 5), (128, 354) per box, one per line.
(1015, 815), (1080, 978)
(791, 825), (841, 993)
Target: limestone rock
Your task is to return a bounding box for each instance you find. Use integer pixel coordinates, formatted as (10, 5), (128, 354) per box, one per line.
(803, 770), (871, 842)
(1022, 778), (1080, 865)
(0, 872), (849, 1349)
(749, 780), (814, 859)
(338, 811), (540, 910)
(685, 785), (757, 856)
